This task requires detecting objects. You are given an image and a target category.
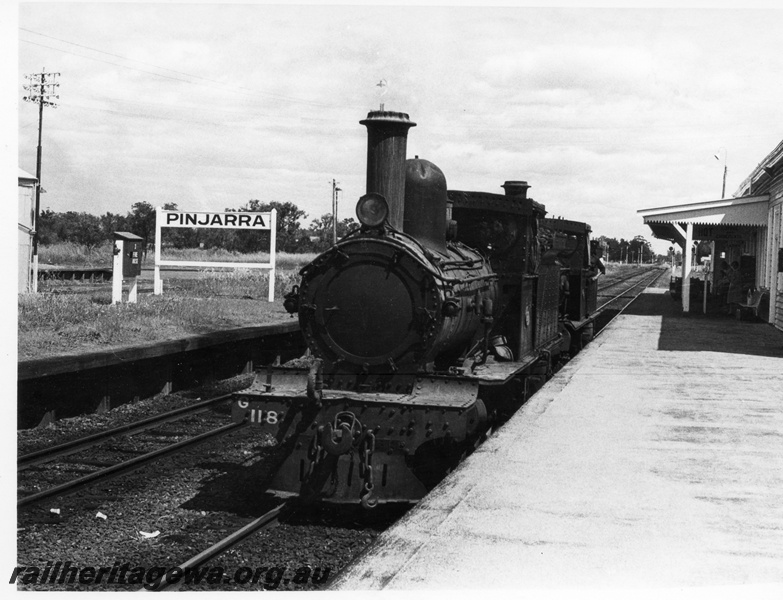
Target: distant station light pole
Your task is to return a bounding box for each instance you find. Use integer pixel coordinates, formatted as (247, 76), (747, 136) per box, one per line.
(23, 69), (60, 293)
(714, 148), (727, 199)
(331, 179), (341, 245)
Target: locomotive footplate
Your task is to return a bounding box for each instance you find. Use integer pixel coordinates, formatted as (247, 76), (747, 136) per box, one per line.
(231, 368), (485, 505)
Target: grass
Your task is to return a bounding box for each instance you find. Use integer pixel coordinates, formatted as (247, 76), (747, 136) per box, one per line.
(18, 269), (301, 361)
(38, 242), (316, 270)
(159, 248), (317, 269)
(38, 241), (115, 267)
(26, 243), (315, 360)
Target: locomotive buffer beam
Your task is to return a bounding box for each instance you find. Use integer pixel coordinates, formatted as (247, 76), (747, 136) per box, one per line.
(231, 368), (485, 505)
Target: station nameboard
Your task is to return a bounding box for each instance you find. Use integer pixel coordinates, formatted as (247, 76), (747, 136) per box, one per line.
(153, 207), (278, 301)
(164, 211), (270, 229)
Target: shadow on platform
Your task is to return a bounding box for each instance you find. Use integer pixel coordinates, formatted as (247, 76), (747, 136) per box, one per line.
(623, 290), (783, 358)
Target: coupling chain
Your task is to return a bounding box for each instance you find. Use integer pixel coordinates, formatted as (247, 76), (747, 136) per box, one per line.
(307, 431), (323, 480)
(360, 430), (377, 509)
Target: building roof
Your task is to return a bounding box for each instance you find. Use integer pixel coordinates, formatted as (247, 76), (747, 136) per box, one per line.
(18, 168), (37, 184)
(638, 194), (769, 244)
(639, 136), (783, 247)
(734, 139), (783, 197)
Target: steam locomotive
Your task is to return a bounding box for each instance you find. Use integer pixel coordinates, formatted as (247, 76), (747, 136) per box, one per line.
(231, 110), (599, 508)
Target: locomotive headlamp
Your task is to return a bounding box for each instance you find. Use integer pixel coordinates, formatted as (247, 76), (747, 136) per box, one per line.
(356, 193), (389, 228)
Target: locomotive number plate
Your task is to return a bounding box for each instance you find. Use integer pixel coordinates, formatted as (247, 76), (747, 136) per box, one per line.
(236, 399), (285, 425)
(248, 408), (282, 425)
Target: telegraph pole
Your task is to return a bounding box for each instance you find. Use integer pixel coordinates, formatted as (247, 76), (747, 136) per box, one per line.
(331, 179), (341, 245)
(23, 69), (60, 292)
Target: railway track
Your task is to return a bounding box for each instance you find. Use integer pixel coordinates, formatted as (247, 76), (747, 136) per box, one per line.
(597, 266), (661, 294)
(17, 394), (247, 508)
(18, 393), (235, 470)
(594, 267), (668, 336)
(151, 502), (289, 591)
(596, 267), (666, 313)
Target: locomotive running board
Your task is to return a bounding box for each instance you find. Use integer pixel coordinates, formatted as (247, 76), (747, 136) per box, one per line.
(470, 335), (564, 386)
(242, 367), (480, 408)
(564, 314), (597, 330)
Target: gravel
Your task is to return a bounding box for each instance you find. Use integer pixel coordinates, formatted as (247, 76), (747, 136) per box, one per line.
(17, 375), (254, 457)
(16, 375), (393, 591)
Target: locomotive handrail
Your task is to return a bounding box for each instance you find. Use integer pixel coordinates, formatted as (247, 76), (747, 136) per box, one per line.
(440, 257), (485, 270)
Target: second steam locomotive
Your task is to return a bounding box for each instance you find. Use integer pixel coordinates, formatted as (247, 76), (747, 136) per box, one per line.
(232, 109), (600, 508)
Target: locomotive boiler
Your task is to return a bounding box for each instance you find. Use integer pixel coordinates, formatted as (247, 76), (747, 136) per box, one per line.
(232, 109), (599, 508)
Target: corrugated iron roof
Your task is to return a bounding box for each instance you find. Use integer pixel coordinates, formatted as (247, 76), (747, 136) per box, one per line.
(734, 138), (783, 197)
(18, 168), (37, 183)
(639, 194), (769, 227)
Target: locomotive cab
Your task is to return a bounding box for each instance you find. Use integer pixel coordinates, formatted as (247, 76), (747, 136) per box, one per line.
(540, 218), (598, 351)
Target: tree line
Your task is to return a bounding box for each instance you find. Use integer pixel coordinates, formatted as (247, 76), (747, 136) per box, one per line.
(37, 200), (358, 254)
(38, 200), (663, 261)
(594, 235), (661, 263)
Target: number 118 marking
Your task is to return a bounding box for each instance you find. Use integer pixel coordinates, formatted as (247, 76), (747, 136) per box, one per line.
(250, 409), (279, 424)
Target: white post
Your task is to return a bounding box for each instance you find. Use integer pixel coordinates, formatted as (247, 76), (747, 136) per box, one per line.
(112, 239), (124, 304)
(128, 277), (138, 303)
(703, 258), (709, 315)
(683, 223), (693, 313)
(768, 207), (778, 324)
(154, 207), (163, 295)
(268, 208), (277, 302)
(32, 254), (39, 294)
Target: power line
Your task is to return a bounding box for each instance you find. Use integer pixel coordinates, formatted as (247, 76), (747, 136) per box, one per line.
(20, 29), (361, 109)
(20, 39), (228, 89)
(24, 98), (357, 136)
(20, 26), (228, 83)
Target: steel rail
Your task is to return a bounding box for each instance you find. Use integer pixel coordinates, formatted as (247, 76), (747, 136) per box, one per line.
(595, 269), (665, 313)
(594, 269), (669, 337)
(18, 393), (235, 471)
(151, 502), (288, 592)
(17, 421), (247, 508)
(597, 267), (659, 293)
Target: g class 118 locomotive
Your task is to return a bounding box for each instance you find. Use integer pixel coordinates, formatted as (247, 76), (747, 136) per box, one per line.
(231, 109), (599, 508)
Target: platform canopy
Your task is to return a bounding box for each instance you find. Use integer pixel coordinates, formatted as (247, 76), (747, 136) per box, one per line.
(638, 193), (770, 313)
(638, 194), (769, 247)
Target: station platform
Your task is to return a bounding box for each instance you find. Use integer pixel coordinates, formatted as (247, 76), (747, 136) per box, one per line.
(333, 288), (783, 592)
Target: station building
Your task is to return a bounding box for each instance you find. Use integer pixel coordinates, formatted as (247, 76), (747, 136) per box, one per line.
(18, 168), (38, 293)
(639, 139), (783, 331)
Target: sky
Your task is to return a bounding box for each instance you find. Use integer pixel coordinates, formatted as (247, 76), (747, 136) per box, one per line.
(9, 2), (783, 255)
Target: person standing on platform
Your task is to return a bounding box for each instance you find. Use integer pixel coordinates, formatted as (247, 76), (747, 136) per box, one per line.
(725, 260), (742, 314)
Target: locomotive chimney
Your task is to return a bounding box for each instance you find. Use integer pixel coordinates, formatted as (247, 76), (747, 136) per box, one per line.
(360, 110), (416, 230)
(502, 180), (530, 199)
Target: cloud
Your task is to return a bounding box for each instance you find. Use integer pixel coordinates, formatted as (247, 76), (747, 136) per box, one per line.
(16, 5), (783, 255)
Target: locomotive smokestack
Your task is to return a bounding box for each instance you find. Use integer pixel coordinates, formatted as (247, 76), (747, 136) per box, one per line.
(360, 110), (416, 230)
(502, 180), (530, 199)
